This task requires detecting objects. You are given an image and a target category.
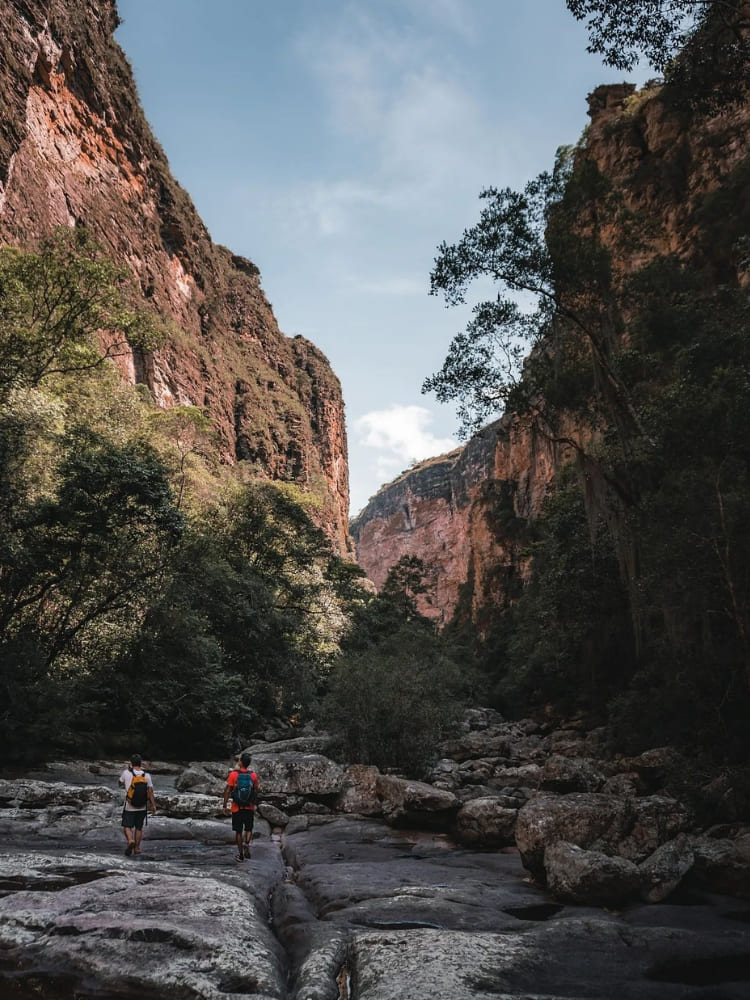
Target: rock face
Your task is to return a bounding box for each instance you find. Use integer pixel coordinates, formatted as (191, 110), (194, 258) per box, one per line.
(0, 0), (352, 553)
(352, 81), (750, 620)
(351, 415), (569, 625)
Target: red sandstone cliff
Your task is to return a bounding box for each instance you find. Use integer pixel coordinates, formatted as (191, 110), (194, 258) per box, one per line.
(352, 80), (750, 623)
(0, 0), (352, 555)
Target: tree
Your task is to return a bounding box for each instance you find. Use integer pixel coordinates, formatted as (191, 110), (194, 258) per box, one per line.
(321, 626), (468, 775)
(150, 404), (215, 509)
(425, 148), (643, 473)
(566, 0), (750, 111)
(0, 430), (182, 757)
(0, 227), (162, 398)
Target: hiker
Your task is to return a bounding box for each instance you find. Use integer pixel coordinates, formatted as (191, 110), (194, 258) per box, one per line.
(222, 750), (259, 862)
(118, 753), (157, 857)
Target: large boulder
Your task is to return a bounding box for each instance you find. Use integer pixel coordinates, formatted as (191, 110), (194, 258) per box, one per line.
(454, 797), (518, 847)
(375, 775), (459, 828)
(539, 755), (607, 793)
(188, 753), (346, 803)
(516, 794), (631, 880)
(174, 765), (223, 796)
(616, 795), (692, 861)
(0, 779), (117, 809)
(516, 793), (692, 881)
(689, 829), (750, 899)
(638, 834), (695, 902)
(253, 752), (345, 799)
(544, 841), (641, 905)
(245, 734), (336, 755)
(336, 764), (383, 816)
(0, 867), (286, 997)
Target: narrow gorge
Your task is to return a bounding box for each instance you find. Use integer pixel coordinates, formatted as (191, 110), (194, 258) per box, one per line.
(0, 0), (351, 554)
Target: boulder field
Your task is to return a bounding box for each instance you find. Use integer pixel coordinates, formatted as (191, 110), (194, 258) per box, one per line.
(1, 712), (749, 998)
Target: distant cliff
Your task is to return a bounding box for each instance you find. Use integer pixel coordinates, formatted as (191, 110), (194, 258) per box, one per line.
(353, 79), (750, 623)
(0, 0), (352, 554)
(351, 413), (577, 627)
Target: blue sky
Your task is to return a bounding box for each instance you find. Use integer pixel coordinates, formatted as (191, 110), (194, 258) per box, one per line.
(115, 1), (648, 515)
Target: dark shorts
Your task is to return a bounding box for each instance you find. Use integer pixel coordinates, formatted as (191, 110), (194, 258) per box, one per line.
(231, 809), (255, 833)
(121, 808), (147, 830)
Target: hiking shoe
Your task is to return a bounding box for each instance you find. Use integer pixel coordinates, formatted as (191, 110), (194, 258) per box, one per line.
(236, 853), (244, 862)
(243, 844), (251, 859)
(125, 843), (134, 856)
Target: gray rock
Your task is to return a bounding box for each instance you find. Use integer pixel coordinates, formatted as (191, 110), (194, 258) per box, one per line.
(638, 833), (694, 902)
(690, 831), (750, 899)
(0, 864), (286, 998)
(544, 841), (641, 905)
(540, 754), (606, 793)
(516, 793), (692, 881)
(617, 795), (692, 862)
(516, 793), (631, 880)
(336, 764), (383, 816)
(259, 802), (290, 827)
(174, 765), (221, 794)
(156, 791), (223, 819)
(491, 762), (542, 787)
(253, 752), (345, 797)
(601, 771), (644, 797)
(245, 734), (336, 755)
(375, 774), (459, 827)
(454, 797), (517, 847)
(0, 779), (118, 809)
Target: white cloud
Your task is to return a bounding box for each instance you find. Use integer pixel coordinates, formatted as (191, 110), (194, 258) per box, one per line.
(354, 404), (457, 485)
(291, 7), (500, 236)
(289, 179), (388, 237)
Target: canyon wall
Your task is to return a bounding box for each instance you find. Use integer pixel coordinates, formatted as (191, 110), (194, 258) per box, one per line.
(353, 80), (750, 623)
(351, 414), (576, 627)
(0, 0), (352, 554)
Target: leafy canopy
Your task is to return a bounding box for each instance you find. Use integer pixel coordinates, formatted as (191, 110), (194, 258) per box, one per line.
(567, 0), (750, 110)
(0, 228), (162, 397)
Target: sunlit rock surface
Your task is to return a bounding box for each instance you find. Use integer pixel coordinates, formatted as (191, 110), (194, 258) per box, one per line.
(0, 0), (351, 553)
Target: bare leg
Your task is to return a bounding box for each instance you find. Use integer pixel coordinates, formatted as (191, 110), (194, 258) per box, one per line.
(134, 827), (144, 854)
(123, 817), (135, 855)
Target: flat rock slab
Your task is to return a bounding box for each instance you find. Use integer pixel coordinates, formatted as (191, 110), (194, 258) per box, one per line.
(282, 818), (543, 933)
(2, 770), (750, 998)
(351, 918), (750, 1000)
(0, 852), (286, 999)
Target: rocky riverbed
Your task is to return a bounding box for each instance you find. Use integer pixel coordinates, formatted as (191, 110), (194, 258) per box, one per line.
(1, 714), (750, 998)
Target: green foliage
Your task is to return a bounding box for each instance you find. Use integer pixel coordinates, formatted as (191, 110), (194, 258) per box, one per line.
(0, 430), (182, 758)
(423, 153), (572, 436)
(0, 228), (163, 397)
(424, 148), (639, 449)
(0, 227), (376, 761)
(427, 44), (750, 758)
(320, 626), (469, 776)
(566, 0), (750, 112)
(494, 475), (633, 720)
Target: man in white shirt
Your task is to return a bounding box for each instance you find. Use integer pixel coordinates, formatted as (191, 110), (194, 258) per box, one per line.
(118, 753), (157, 856)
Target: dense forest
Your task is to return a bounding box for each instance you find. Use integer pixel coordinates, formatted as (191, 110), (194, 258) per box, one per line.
(428, 0), (750, 760)
(0, 230), (470, 765)
(2, 1), (750, 771)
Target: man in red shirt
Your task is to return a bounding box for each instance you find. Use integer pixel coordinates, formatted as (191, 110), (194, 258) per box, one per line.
(222, 751), (259, 862)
